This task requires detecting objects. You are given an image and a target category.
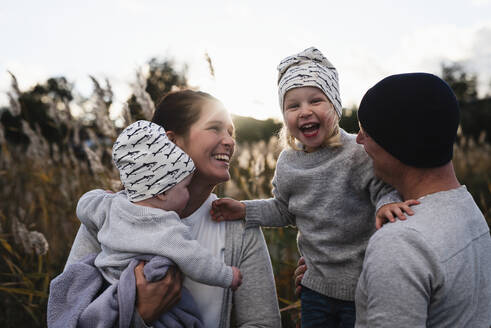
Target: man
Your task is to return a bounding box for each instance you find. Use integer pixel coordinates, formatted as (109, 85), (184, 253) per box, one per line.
(354, 73), (491, 327)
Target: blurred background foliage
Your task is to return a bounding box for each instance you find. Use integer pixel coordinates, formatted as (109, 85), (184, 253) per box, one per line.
(0, 58), (489, 327)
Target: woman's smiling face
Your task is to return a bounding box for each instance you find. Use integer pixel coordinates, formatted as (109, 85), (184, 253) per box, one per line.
(174, 100), (235, 185)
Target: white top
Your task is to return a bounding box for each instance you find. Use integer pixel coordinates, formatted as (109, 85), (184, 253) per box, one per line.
(181, 193), (227, 328)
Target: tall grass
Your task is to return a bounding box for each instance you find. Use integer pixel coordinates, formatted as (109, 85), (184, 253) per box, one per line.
(0, 74), (489, 327)
(454, 132), (491, 223)
(0, 75), (121, 327)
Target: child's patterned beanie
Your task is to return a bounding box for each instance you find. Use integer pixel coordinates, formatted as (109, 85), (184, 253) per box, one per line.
(358, 73), (460, 168)
(277, 46), (342, 118)
(112, 120), (195, 202)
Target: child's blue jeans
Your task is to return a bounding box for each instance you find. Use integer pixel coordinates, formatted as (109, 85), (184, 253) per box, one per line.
(300, 286), (356, 328)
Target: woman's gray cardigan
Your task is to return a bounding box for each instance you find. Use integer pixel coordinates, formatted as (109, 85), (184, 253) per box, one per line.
(65, 220), (281, 327)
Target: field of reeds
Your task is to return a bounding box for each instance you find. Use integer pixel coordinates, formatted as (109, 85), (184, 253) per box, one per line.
(0, 72), (490, 328)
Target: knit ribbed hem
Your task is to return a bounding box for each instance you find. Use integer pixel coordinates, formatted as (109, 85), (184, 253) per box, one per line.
(223, 266), (234, 288)
(242, 201), (263, 227)
(375, 189), (402, 213)
(301, 273), (357, 302)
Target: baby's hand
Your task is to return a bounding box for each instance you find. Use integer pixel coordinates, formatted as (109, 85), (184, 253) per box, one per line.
(210, 198), (246, 222)
(231, 267), (242, 291)
(375, 200), (420, 229)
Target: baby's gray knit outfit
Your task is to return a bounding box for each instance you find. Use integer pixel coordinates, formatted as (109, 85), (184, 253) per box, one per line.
(244, 129), (400, 301)
(67, 193), (281, 327)
(76, 189), (233, 287)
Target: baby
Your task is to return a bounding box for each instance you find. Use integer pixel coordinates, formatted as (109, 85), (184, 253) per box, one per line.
(76, 120), (242, 290)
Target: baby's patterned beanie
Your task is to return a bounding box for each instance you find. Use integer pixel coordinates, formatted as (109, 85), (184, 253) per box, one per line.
(112, 120), (195, 202)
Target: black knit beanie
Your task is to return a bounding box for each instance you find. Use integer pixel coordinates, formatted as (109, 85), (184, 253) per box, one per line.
(358, 73), (460, 168)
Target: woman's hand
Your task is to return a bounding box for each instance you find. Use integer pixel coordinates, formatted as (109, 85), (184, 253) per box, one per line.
(134, 262), (183, 324)
(230, 266), (243, 291)
(210, 198), (246, 222)
(375, 199), (420, 229)
(294, 257), (307, 297)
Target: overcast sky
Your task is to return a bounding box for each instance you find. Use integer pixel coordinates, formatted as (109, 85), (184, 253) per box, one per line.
(1, 0), (491, 120)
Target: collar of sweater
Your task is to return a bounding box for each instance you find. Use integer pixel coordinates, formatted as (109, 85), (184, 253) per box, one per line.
(113, 193), (173, 223)
(283, 129), (352, 168)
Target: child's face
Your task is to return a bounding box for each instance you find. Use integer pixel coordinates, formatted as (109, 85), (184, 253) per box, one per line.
(283, 87), (337, 152)
(161, 174), (193, 216)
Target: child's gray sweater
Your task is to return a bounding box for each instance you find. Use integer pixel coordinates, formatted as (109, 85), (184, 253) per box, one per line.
(76, 189), (233, 287)
(244, 129), (399, 301)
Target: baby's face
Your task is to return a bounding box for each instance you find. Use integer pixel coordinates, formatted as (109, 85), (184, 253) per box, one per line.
(163, 174), (192, 216)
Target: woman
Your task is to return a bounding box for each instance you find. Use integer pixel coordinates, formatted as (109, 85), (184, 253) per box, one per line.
(65, 90), (281, 327)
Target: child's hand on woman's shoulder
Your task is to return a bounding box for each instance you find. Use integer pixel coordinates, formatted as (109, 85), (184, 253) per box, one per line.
(210, 198), (246, 221)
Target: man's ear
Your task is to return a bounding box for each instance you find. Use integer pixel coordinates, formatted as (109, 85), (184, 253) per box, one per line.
(166, 131), (176, 143)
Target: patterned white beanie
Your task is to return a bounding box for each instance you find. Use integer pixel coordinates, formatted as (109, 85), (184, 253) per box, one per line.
(277, 46), (342, 118)
(112, 120), (195, 202)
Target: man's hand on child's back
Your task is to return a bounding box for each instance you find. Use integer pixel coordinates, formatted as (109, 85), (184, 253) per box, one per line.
(375, 199), (420, 229)
(294, 257), (306, 297)
(210, 198), (246, 222)
(231, 266), (243, 291)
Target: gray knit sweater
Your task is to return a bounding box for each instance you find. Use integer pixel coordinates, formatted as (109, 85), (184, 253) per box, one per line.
(355, 186), (491, 327)
(244, 129), (399, 301)
(76, 189), (233, 287)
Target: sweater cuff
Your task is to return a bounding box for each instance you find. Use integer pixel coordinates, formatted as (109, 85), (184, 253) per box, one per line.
(224, 265), (234, 288)
(375, 190), (402, 213)
(242, 200), (262, 228)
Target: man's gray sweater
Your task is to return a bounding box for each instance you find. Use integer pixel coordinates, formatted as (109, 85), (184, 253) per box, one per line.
(355, 186), (491, 327)
(244, 130), (399, 301)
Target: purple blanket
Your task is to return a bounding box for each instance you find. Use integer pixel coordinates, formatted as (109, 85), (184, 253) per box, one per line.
(47, 254), (204, 328)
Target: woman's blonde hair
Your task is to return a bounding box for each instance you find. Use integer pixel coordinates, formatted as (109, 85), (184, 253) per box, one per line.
(278, 113), (342, 151)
